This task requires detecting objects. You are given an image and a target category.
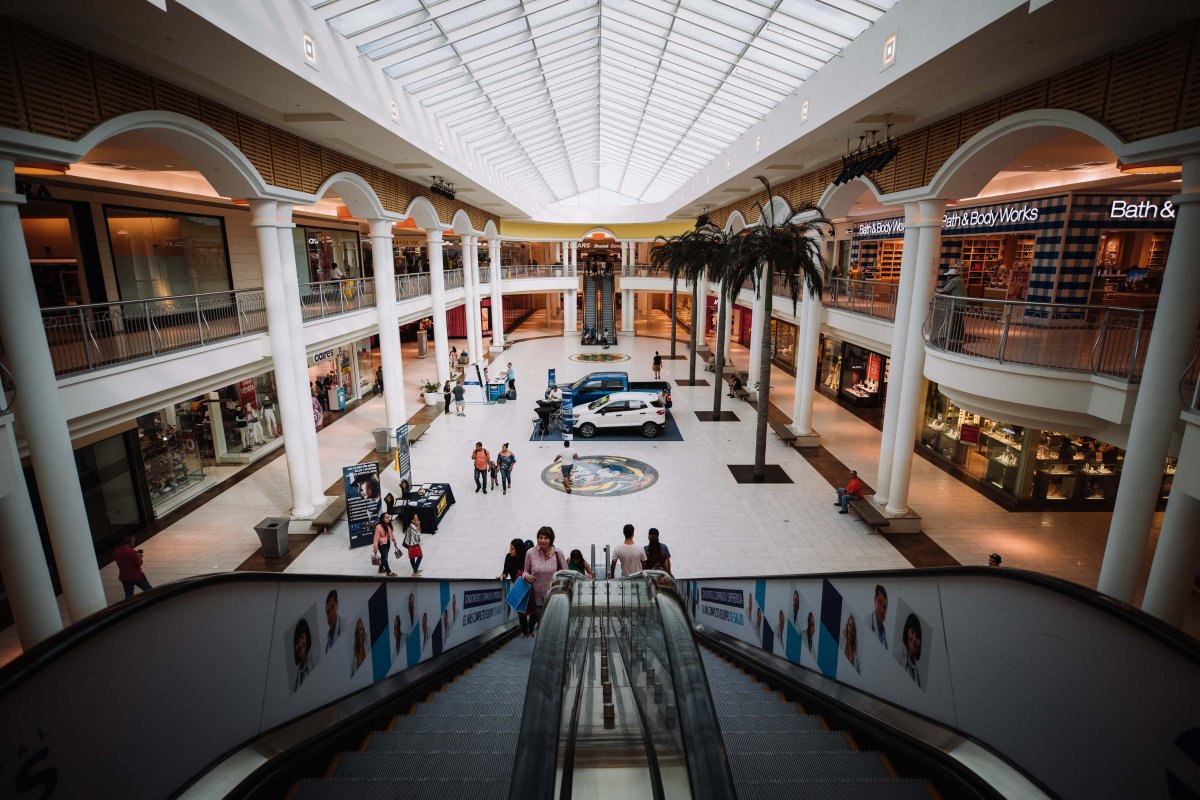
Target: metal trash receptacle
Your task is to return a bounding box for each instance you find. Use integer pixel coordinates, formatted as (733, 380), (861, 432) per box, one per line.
(255, 517), (290, 558)
(373, 428), (391, 453)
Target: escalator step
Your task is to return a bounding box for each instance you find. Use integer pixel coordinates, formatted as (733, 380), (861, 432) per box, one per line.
(728, 752), (892, 782)
(718, 715), (826, 733)
(294, 779), (509, 800)
(389, 716), (522, 733)
(413, 700), (527, 716)
(366, 732), (518, 753)
(331, 751), (514, 780)
(733, 781), (934, 799)
(722, 731), (852, 754)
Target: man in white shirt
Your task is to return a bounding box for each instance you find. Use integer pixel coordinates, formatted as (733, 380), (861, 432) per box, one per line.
(610, 524), (647, 577)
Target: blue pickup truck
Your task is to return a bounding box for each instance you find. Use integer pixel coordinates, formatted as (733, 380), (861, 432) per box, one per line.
(557, 371), (670, 406)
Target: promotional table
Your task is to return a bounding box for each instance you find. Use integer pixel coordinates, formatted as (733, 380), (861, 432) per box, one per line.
(394, 483), (456, 533)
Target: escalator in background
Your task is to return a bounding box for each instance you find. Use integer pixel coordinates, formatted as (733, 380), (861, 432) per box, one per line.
(583, 274), (598, 336)
(600, 275), (616, 343)
(292, 635), (534, 799)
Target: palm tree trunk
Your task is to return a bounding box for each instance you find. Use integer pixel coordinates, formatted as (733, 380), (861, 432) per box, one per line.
(669, 278), (678, 358)
(753, 266), (774, 481)
(687, 278), (700, 382)
(712, 285), (728, 416)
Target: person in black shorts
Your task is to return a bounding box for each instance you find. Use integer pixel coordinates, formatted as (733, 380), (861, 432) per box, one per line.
(553, 440), (579, 493)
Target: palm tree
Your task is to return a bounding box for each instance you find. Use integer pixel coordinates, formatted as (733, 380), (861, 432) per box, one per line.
(728, 176), (830, 481)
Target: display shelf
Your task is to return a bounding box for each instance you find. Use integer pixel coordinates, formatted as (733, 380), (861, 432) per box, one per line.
(875, 240), (904, 283)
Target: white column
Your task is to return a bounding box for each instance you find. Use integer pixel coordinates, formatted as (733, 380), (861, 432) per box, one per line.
(1100, 160), (1200, 602)
(570, 241), (578, 275)
(250, 200), (315, 519)
(274, 210), (325, 508)
(555, 242), (562, 265)
(873, 204), (922, 507)
(0, 414), (62, 647)
(747, 276), (767, 387)
(564, 289), (577, 336)
(886, 199), (947, 516)
(790, 291), (821, 435)
(471, 238), (486, 360)
(622, 289), (633, 332)
(1142, 490), (1200, 625)
(459, 236), (479, 363)
(369, 219), (407, 433)
(427, 230), (451, 386)
(489, 237), (505, 351)
(0, 160), (105, 622)
(698, 267), (710, 335)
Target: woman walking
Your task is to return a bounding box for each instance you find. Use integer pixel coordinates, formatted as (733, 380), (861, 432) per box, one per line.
(497, 443), (517, 495)
(523, 526), (567, 634)
(373, 511), (397, 577)
(499, 538), (531, 635)
(403, 514), (424, 576)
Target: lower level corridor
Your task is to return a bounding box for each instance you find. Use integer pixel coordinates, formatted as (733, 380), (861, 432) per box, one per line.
(1, 317), (1192, 666)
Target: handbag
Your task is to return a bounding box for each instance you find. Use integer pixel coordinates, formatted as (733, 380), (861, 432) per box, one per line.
(371, 551), (381, 566)
(505, 578), (531, 613)
(408, 544), (423, 558)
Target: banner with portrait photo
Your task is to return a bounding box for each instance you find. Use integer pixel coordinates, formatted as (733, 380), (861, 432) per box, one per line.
(343, 462), (382, 548)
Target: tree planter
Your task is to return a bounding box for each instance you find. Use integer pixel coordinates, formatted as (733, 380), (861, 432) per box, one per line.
(423, 391), (442, 406)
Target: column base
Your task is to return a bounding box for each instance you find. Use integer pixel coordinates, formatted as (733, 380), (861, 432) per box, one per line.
(293, 494), (336, 522)
(786, 426), (821, 449)
(880, 505), (923, 533)
(490, 344), (506, 353)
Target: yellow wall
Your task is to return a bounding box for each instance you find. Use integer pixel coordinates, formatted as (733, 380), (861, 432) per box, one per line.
(498, 220), (695, 240)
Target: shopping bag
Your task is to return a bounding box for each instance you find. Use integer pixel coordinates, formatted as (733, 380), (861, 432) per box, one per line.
(505, 578), (531, 613)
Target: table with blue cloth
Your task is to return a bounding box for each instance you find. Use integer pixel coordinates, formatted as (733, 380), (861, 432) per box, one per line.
(392, 483), (455, 534)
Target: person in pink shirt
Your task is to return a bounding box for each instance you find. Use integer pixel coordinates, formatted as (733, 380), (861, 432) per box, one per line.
(114, 536), (152, 598)
(523, 526), (566, 634)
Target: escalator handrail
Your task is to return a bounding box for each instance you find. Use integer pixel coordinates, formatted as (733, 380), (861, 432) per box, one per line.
(682, 565), (1200, 664)
(640, 573), (738, 800)
(0, 571), (507, 694)
(508, 575), (576, 800)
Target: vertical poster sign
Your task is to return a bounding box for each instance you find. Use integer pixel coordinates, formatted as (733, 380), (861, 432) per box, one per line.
(959, 423), (980, 446)
(867, 353), (881, 383)
(560, 393), (574, 439)
(342, 462), (381, 549)
(237, 378), (257, 409)
(394, 425), (412, 486)
(547, 368), (556, 392)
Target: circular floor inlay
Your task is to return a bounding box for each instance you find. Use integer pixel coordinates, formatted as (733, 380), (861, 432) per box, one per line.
(569, 352), (630, 362)
(541, 455), (659, 496)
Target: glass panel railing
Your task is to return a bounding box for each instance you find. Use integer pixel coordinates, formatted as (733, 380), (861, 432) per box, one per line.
(41, 290), (267, 377)
(297, 278), (376, 321)
(926, 295), (1152, 381)
(395, 271), (430, 300)
(444, 268), (463, 289)
(823, 277), (898, 321)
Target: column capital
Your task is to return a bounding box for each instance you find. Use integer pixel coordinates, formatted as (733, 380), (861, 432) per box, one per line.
(367, 218), (395, 239)
(427, 229), (445, 244)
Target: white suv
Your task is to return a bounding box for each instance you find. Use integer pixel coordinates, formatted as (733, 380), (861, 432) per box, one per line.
(572, 392), (667, 438)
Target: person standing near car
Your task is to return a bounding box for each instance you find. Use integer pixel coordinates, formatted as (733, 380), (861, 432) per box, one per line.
(652, 351), (662, 379)
(471, 442), (491, 494)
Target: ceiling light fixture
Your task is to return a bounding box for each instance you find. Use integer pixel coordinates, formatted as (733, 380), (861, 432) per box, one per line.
(303, 33), (317, 64)
(834, 126), (899, 185)
(430, 176), (456, 200)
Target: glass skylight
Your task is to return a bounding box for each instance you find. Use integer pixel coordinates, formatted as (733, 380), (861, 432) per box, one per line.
(311, 0), (898, 205)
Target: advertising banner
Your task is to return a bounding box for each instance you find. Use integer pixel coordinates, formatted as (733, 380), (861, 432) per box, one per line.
(547, 368), (556, 391)
(237, 378), (257, 409)
(867, 353), (881, 384)
(960, 423), (980, 446)
(342, 462), (381, 548)
(560, 393), (574, 439)
(394, 425), (412, 486)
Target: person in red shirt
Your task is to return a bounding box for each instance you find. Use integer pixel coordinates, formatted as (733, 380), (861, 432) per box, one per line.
(114, 536), (152, 598)
(836, 470), (864, 514)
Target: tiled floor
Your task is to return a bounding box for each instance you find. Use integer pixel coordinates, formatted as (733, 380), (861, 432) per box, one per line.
(2, 308), (1193, 665)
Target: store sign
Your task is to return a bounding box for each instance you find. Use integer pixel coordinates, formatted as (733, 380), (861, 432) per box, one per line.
(237, 378), (257, 409)
(942, 204), (1040, 231)
(394, 425), (412, 487)
(1107, 199), (1175, 220)
(311, 349), (335, 364)
(856, 218), (904, 237)
(960, 423), (980, 446)
(867, 354), (882, 383)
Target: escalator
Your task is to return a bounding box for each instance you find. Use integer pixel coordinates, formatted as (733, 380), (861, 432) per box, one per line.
(600, 274), (616, 343)
(292, 635), (534, 799)
(583, 274), (598, 338)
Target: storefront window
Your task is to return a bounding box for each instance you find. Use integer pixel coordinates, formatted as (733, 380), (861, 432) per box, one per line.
(839, 344), (887, 408)
(20, 198), (88, 307)
(137, 410), (205, 510)
(292, 226), (362, 283)
(818, 336), (843, 393)
(309, 345), (356, 414)
(105, 206), (231, 299)
(770, 319), (797, 372)
(76, 433), (144, 545)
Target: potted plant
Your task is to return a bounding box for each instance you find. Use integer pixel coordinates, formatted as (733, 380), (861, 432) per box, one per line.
(420, 379), (442, 406)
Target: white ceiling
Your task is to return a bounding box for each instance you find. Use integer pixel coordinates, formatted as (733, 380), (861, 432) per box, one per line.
(307, 0), (897, 205)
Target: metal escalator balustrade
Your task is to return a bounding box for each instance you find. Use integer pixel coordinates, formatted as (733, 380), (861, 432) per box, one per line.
(600, 275), (616, 342)
(583, 275), (598, 332)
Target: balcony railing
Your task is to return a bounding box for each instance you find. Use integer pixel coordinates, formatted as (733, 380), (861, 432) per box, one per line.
(478, 266), (489, 284)
(823, 278), (898, 321)
(42, 290), (267, 376)
(297, 278), (376, 322)
(444, 268), (463, 290)
(500, 264), (570, 279)
(926, 295), (1152, 382)
(396, 272), (431, 300)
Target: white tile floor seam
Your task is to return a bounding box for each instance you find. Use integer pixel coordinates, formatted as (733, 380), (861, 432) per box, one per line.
(1, 309), (1193, 665)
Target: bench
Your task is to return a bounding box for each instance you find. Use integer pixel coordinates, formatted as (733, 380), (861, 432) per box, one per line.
(847, 496), (887, 533)
(769, 422), (797, 445)
(727, 375), (750, 400)
(311, 500), (346, 534)
(407, 423), (429, 443)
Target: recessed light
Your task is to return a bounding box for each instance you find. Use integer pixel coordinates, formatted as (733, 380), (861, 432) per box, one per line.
(303, 33), (316, 64)
(800, 99), (809, 123)
(754, 135), (761, 153)
(882, 34), (897, 68)
(390, 100), (398, 120)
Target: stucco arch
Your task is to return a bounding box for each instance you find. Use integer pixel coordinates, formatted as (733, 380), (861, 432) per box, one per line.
(817, 177), (887, 220)
(481, 220), (500, 238)
(724, 210), (748, 234)
(450, 209), (476, 237)
(315, 171), (391, 221)
(925, 109), (1127, 201)
(581, 226), (619, 239)
(74, 111), (283, 201)
(403, 195), (444, 231)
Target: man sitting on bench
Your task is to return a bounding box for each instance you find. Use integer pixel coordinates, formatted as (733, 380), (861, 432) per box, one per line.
(727, 373), (744, 398)
(835, 470), (864, 514)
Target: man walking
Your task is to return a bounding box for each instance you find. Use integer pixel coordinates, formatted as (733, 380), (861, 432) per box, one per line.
(471, 442), (490, 494)
(114, 536), (152, 599)
(835, 470), (864, 514)
(643, 528), (672, 575)
(610, 524), (647, 578)
(553, 440), (578, 493)
(453, 380), (466, 416)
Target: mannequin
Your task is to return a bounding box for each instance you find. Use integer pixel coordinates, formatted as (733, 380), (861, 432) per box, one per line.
(234, 405), (250, 452)
(261, 395), (278, 438)
(246, 404), (264, 446)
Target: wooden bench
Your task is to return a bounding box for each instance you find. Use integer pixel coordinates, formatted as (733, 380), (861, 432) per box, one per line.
(407, 423), (429, 443)
(848, 496), (887, 533)
(769, 422), (797, 445)
(311, 500), (346, 534)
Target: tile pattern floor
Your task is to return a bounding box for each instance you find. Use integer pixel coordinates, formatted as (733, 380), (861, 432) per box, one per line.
(2, 308), (1194, 667)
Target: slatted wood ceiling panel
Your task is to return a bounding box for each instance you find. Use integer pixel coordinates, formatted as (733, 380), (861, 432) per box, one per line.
(92, 56), (154, 120)
(151, 80), (201, 120)
(197, 99), (240, 149)
(1180, 24), (1200, 131)
(0, 23), (26, 131)
(14, 27), (99, 139)
(1048, 56), (1110, 120)
(236, 115), (274, 184)
(956, 99), (1001, 147)
(999, 81), (1049, 118)
(1104, 28), (1191, 141)
(269, 128), (302, 192)
(923, 116), (960, 185)
(297, 139), (324, 194)
(890, 129), (929, 193)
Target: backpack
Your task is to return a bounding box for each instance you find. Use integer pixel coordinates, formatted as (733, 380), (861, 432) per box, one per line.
(474, 449), (489, 470)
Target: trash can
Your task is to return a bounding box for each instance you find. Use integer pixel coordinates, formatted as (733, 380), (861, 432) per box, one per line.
(255, 517), (290, 558)
(417, 329), (429, 358)
(373, 428), (391, 453)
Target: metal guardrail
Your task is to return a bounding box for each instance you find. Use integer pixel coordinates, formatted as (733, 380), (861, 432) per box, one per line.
(42, 290), (267, 377)
(395, 272), (431, 300)
(478, 266), (489, 284)
(823, 278), (898, 321)
(925, 294), (1152, 382)
(499, 264), (572, 279)
(444, 268), (463, 290)
(297, 278), (376, 322)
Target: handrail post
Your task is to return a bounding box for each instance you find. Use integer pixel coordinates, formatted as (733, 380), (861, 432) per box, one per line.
(79, 307), (93, 371)
(1127, 310), (1145, 380)
(145, 301), (155, 355)
(997, 303), (1011, 363)
(1093, 308), (1110, 375)
(195, 296), (205, 345)
(236, 292), (245, 336)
